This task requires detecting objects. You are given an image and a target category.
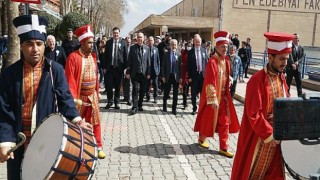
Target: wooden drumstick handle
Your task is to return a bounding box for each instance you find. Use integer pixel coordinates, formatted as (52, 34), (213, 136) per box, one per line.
(7, 132), (26, 155)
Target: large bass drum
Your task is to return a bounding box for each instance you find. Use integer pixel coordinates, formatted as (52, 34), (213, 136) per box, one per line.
(281, 139), (320, 179)
(21, 114), (98, 180)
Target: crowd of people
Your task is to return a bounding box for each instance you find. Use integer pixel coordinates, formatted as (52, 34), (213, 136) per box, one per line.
(23, 23), (255, 116)
(0, 13), (306, 180)
(92, 28), (254, 116)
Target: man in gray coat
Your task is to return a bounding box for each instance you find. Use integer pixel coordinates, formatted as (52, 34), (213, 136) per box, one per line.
(229, 45), (243, 98)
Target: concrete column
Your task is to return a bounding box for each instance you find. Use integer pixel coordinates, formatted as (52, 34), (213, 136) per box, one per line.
(312, 13), (317, 47)
(266, 10), (271, 49)
(154, 27), (161, 36)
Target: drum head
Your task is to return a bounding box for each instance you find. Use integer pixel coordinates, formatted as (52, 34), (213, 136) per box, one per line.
(281, 140), (320, 178)
(22, 114), (66, 179)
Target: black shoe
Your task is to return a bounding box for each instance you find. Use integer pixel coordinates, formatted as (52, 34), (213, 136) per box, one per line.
(146, 96), (150, 102)
(138, 107), (144, 111)
(183, 105), (187, 110)
(114, 104), (120, 109)
(245, 76), (249, 78)
(105, 103), (113, 109)
(130, 108), (137, 115)
(153, 99), (157, 104)
(163, 107), (167, 112)
(172, 110), (177, 115)
(191, 111), (197, 115)
(126, 101), (132, 106)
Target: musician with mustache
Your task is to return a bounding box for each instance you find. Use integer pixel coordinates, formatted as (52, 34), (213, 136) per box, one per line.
(231, 32), (294, 179)
(0, 15), (91, 180)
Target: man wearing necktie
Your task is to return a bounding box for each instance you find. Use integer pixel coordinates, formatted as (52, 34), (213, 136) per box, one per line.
(161, 39), (182, 115)
(285, 33), (304, 97)
(103, 27), (128, 110)
(187, 35), (208, 115)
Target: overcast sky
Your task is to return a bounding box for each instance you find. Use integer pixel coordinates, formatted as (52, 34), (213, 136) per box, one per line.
(121, 0), (182, 36)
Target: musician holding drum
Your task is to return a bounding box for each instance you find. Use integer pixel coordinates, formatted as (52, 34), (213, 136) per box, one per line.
(231, 32), (295, 179)
(0, 15), (92, 180)
(65, 24), (106, 159)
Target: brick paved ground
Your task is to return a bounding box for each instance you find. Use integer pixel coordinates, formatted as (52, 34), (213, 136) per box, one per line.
(0, 74), (314, 179)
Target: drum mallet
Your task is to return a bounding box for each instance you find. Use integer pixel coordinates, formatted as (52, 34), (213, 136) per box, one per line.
(7, 132), (26, 155)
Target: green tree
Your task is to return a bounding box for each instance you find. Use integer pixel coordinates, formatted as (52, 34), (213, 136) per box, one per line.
(59, 12), (90, 39)
(54, 22), (63, 41)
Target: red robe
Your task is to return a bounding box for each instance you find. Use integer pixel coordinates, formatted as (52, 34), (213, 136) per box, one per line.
(194, 54), (240, 144)
(65, 50), (102, 147)
(65, 50), (99, 101)
(231, 67), (289, 180)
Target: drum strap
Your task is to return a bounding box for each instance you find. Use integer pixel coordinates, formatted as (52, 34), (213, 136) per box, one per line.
(49, 60), (58, 113)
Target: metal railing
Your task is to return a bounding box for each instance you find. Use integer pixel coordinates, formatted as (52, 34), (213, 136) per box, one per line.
(250, 51), (320, 81)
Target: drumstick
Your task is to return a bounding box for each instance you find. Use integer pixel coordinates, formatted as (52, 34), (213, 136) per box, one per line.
(7, 132), (26, 155)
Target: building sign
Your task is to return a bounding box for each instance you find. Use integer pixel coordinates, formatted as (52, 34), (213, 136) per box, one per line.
(11, 0), (41, 4)
(233, 0), (320, 13)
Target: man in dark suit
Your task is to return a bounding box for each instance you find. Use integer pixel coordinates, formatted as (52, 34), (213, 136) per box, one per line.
(103, 27), (128, 109)
(161, 39), (182, 115)
(187, 35), (208, 115)
(286, 33), (304, 96)
(123, 36), (132, 105)
(238, 41), (249, 78)
(146, 36), (160, 103)
(126, 32), (150, 115)
(44, 35), (67, 68)
(246, 37), (252, 72)
(62, 28), (79, 58)
(157, 33), (171, 94)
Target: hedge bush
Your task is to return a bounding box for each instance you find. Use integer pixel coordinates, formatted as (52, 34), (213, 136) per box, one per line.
(59, 12), (90, 39)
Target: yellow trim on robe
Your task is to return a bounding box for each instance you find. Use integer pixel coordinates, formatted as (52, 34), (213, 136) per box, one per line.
(206, 84), (216, 105)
